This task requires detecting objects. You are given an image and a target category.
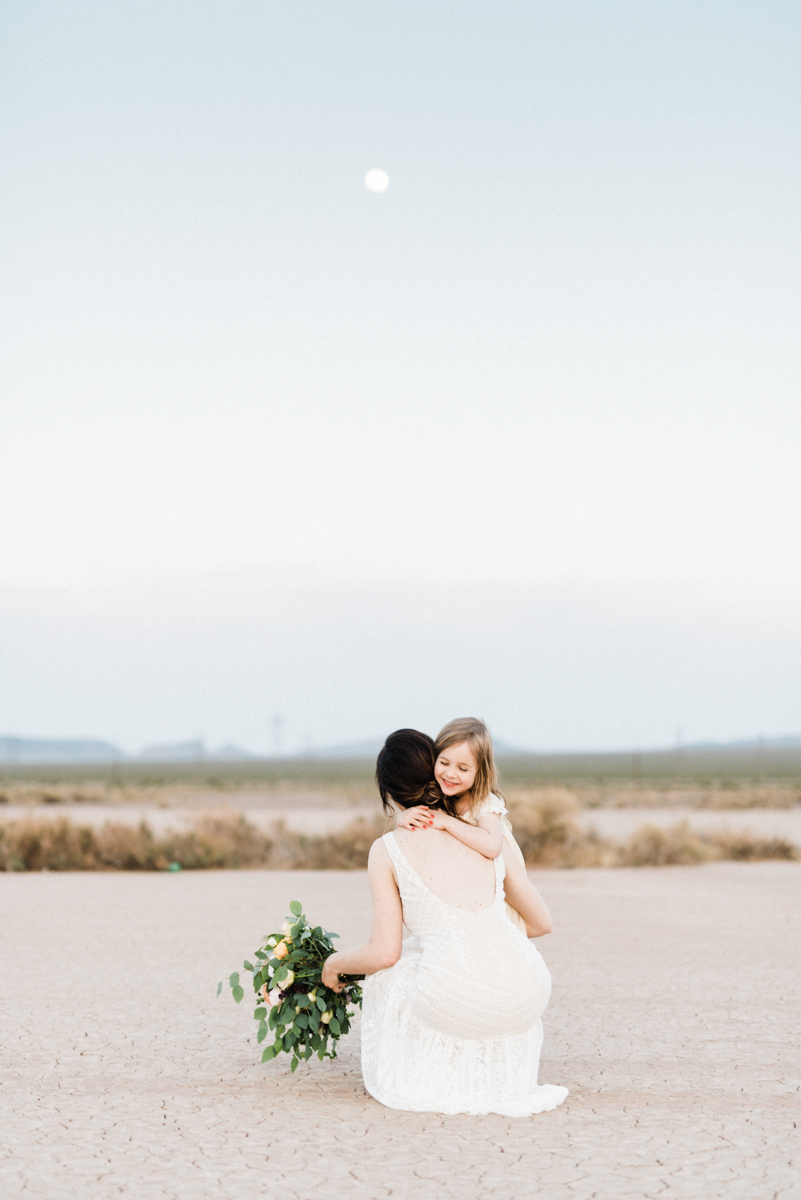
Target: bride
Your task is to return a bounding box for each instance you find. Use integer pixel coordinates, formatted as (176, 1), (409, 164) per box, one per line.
(322, 729), (568, 1117)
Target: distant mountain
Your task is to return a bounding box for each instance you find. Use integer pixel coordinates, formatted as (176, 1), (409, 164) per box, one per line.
(713, 735), (801, 749)
(304, 735), (530, 759)
(0, 736), (124, 764)
(0, 735), (260, 765)
(3, 731), (798, 768)
(138, 741), (258, 762)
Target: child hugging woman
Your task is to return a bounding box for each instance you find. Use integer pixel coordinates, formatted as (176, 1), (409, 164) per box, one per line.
(322, 723), (567, 1116)
(396, 717), (531, 932)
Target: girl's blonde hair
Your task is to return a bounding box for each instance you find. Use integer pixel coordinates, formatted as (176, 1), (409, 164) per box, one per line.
(434, 717), (504, 817)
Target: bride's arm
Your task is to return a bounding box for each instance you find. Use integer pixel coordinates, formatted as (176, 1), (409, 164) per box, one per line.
(502, 855), (554, 938)
(321, 840), (403, 992)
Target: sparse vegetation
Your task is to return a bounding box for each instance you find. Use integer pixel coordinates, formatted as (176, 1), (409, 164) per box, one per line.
(1, 801), (797, 872)
(0, 814), (389, 872)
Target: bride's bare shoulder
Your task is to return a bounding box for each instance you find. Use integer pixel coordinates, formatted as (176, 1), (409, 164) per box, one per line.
(368, 835), (392, 865)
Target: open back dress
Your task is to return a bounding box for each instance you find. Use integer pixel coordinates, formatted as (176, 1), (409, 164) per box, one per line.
(360, 831), (569, 1117)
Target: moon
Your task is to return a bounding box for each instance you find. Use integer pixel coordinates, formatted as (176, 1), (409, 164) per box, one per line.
(364, 168), (389, 194)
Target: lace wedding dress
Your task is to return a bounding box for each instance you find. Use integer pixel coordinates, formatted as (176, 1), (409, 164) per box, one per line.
(360, 831), (569, 1117)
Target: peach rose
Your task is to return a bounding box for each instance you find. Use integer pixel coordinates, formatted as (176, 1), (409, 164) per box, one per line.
(273, 941), (289, 960)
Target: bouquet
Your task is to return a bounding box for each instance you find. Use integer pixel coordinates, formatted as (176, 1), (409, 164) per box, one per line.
(218, 900), (363, 1072)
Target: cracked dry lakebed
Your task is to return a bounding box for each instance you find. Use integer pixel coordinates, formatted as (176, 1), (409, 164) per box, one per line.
(1, 862), (799, 1199)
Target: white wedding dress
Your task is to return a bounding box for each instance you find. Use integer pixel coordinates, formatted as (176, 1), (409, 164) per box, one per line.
(360, 831), (569, 1117)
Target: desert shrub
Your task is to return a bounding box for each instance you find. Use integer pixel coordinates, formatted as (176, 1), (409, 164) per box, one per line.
(0, 813), (388, 871)
(0, 818), (102, 871)
(155, 816), (275, 869)
(704, 832), (799, 861)
(1, 811), (797, 871)
(506, 793), (604, 866)
(619, 822), (714, 867)
(267, 816), (387, 869)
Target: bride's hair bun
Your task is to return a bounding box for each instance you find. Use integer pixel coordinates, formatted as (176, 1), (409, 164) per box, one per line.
(376, 729), (444, 817)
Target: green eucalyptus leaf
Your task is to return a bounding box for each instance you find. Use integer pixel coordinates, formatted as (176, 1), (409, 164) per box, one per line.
(291, 1056), (298, 1072)
(232, 984), (245, 1003)
(317, 996), (327, 1011)
(262, 1045), (276, 1062)
(329, 1017), (341, 1036)
(257, 1022), (268, 1044)
(253, 1007), (266, 1020)
(289, 900), (302, 917)
(243, 960), (254, 972)
(229, 972), (240, 987)
(216, 981), (222, 997)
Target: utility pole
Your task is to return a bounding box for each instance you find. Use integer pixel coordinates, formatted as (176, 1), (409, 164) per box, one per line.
(271, 715), (283, 758)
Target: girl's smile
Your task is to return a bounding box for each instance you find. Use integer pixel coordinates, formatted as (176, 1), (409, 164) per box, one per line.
(434, 741), (478, 796)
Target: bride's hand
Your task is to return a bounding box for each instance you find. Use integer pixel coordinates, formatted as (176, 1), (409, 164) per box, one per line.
(322, 952), (345, 992)
(396, 805), (435, 831)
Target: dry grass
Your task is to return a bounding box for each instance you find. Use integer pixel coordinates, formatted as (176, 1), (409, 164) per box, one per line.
(0, 814), (389, 872)
(504, 782), (801, 811)
(507, 794), (799, 867)
(1, 801), (797, 872)
(2, 776), (800, 812)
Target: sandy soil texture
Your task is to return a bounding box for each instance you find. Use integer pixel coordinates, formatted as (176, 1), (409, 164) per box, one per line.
(2, 863), (799, 1199)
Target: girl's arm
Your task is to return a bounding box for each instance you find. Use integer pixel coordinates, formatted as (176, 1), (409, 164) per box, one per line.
(502, 854), (553, 937)
(428, 809), (504, 859)
(321, 840), (403, 992)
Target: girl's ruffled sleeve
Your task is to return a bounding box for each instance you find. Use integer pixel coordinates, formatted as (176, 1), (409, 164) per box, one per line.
(479, 793), (509, 818)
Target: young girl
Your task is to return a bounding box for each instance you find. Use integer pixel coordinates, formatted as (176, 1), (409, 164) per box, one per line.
(395, 717), (531, 933)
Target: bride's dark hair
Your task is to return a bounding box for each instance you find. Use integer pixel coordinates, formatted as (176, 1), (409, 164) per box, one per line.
(376, 729), (447, 818)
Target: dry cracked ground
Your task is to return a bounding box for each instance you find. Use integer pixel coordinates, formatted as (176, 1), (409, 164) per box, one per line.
(1, 863), (799, 1200)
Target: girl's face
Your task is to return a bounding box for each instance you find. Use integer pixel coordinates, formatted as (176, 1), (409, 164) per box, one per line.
(434, 741), (478, 798)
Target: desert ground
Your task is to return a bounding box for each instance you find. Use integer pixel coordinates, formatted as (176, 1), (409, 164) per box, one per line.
(2, 862), (799, 1199)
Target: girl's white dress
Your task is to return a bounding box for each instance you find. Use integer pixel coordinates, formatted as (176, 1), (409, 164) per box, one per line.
(467, 792), (529, 933)
(360, 831), (568, 1117)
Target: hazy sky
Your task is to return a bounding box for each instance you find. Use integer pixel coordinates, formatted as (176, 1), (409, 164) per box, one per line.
(1, 2), (799, 752)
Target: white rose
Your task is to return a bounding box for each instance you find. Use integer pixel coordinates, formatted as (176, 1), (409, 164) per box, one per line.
(281, 970), (294, 988)
(281, 920), (294, 937)
(321, 1011), (332, 1024)
(266, 988), (282, 1006)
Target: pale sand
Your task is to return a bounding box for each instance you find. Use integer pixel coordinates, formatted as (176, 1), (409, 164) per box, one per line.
(1, 863), (799, 1199)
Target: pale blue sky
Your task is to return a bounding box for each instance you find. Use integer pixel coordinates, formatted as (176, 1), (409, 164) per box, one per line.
(1, 2), (799, 751)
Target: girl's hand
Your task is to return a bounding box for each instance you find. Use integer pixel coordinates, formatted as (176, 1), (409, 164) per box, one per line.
(427, 809), (451, 831)
(322, 952), (345, 992)
(395, 805), (435, 832)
